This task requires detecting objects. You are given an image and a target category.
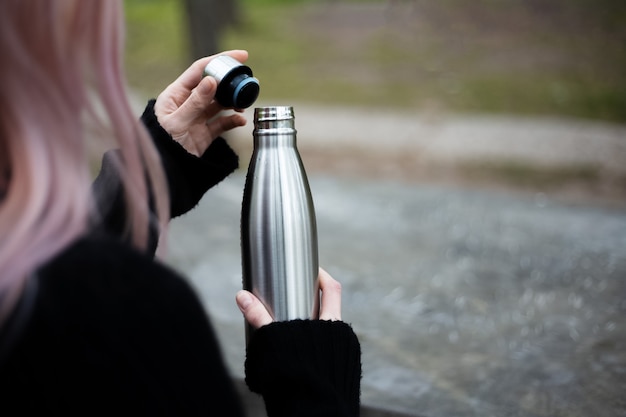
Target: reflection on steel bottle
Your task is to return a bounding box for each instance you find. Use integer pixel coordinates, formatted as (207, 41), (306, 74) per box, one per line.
(241, 106), (319, 337)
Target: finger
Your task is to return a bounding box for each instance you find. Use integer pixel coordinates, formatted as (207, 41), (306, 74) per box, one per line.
(236, 290), (273, 329)
(318, 268), (342, 321)
(206, 113), (247, 138)
(170, 77), (218, 128)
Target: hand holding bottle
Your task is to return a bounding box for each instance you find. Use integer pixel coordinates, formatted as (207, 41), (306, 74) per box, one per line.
(236, 268), (343, 329)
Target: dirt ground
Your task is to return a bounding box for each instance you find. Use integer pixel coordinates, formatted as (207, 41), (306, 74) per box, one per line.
(300, 148), (626, 209)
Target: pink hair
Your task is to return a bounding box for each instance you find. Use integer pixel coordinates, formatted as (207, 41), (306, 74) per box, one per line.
(0, 1), (170, 322)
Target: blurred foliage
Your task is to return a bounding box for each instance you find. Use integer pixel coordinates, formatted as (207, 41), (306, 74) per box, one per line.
(125, 0), (626, 122)
(124, 0), (189, 96)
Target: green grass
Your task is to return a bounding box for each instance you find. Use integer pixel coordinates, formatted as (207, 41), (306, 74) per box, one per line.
(124, 0), (189, 96)
(124, 0), (626, 122)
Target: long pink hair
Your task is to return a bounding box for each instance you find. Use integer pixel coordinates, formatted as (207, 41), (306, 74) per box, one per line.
(0, 1), (169, 322)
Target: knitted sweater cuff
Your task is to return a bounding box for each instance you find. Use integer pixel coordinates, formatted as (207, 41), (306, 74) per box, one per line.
(140, 99), (239, 218)
(245, 320), (361, 417)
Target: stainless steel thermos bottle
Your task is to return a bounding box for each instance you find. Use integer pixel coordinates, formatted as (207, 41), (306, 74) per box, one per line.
(241, 106), (319, 335)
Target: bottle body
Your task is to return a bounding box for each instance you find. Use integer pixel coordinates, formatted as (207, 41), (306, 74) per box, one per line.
(241, 107), (319, 331)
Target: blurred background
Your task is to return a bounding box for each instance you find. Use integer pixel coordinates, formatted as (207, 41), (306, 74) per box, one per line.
(126, 0), (626, 121)
(124, 1), (626, 416)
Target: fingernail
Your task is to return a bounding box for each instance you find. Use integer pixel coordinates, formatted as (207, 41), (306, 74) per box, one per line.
(236, 291), (252, 309)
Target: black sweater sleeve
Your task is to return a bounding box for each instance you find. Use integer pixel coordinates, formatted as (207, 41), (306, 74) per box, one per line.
(140, 99), (239, 218)
(245, 320), (362, 417)
(91, 99), (239, 248)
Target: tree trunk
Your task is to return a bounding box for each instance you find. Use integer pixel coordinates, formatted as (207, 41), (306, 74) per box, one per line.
(183, 0), (239, 59)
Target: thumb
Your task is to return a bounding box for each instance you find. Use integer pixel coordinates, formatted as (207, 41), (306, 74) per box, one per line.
(173, 76), (218, 126)
(236, 290), (274, 329)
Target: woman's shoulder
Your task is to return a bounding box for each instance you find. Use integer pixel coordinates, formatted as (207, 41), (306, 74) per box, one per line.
(1, 234), (243, 415)
(35, 234), (205, 326)
(40, 234), (183, 292)
(42, 232), (168, 275)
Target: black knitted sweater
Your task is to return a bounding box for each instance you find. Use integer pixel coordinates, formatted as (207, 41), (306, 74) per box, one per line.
(0, 101), (361, 416)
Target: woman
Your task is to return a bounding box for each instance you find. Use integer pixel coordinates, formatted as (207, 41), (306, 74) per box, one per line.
(0, 1), (361, 416)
